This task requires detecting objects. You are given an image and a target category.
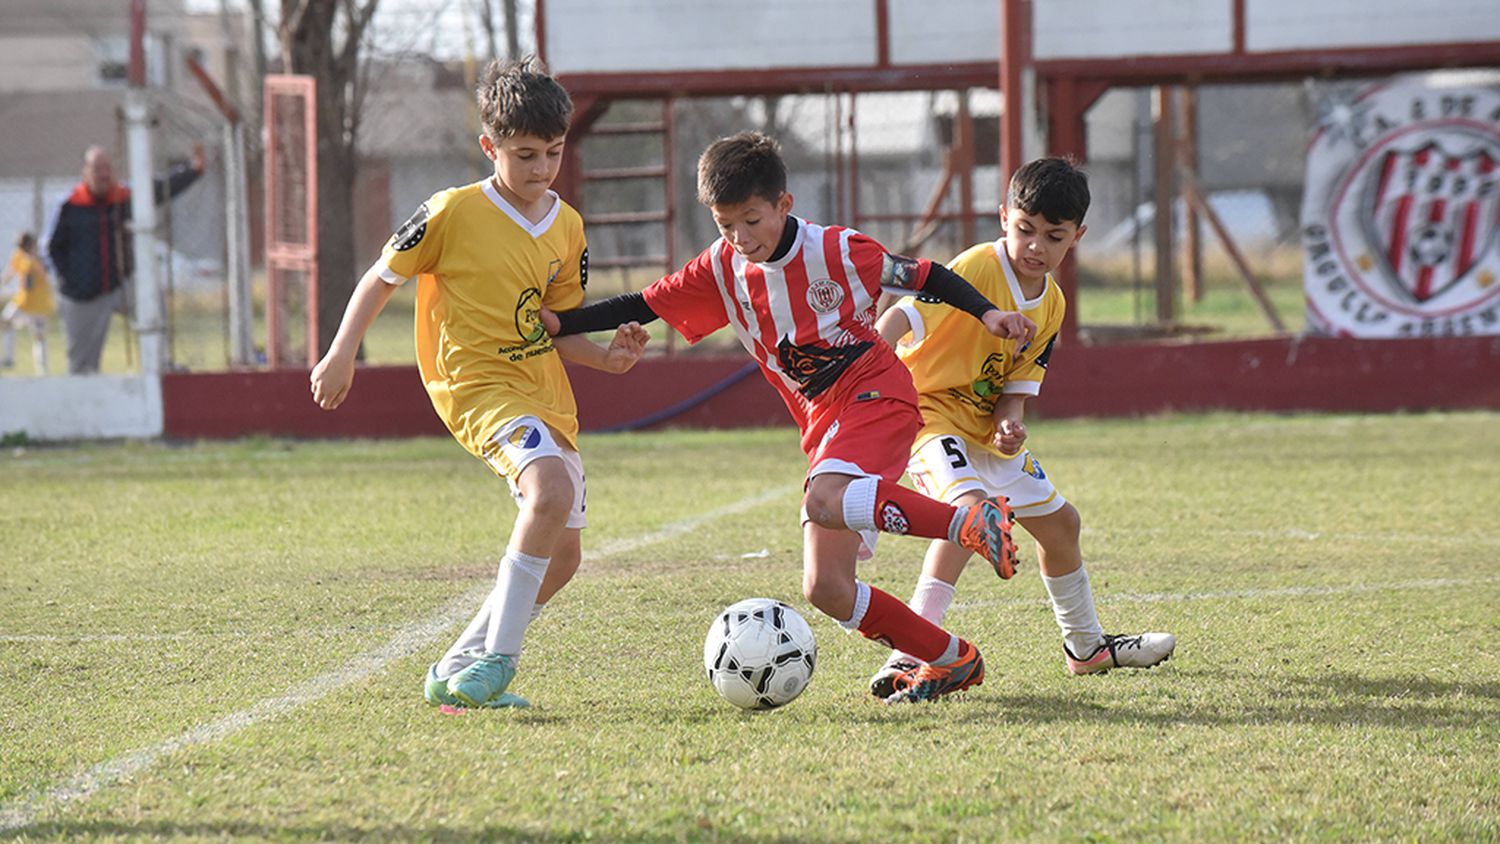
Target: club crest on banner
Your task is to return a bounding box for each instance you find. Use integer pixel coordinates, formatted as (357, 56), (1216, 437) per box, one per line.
(1301, 76), (1500, 337)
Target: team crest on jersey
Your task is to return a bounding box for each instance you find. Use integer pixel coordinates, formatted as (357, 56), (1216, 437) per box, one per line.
(951, 353), (1006, 414)
(878, 500), (910, 535)
(1302, 77), (1500, 337)
(806, 278), (844, 314)
(507, 424), (543, 449)
(391, 203), (429, 251)
(514, 287), (546, 344)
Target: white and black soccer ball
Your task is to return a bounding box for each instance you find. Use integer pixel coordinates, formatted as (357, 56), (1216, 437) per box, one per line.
(703, 598), (817, 710)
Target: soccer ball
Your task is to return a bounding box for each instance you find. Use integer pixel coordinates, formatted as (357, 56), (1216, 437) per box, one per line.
(703, 598), (817, 710)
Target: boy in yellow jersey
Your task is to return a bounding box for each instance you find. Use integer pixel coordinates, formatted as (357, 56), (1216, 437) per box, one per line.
(1, 232), (55, 374)
(310, 57), (649, 709)
(871, 157), (1175, 694)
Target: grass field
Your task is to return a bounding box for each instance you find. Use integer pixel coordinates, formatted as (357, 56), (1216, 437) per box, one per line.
(2, 413), (1498, 841)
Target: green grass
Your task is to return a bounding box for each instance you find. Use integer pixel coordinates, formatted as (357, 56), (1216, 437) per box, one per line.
(3, 415), (1498, 841)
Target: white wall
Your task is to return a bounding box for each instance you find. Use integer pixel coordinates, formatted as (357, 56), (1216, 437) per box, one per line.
(887, 0), (1000, 65)
(1246, 0), (1500, 51)
(1033, 0), (1233, 59)
(544, 0), (876, 73)
(0, 375), (163, 441)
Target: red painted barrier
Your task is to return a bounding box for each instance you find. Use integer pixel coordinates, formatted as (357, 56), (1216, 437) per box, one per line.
(160, 336), (1500, 440)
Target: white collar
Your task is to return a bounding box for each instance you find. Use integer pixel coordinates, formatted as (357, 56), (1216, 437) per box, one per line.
(993, 241), (1049, 309)
(483, 179), (560, 238)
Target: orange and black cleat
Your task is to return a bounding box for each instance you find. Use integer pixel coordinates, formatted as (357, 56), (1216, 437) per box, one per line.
(954, 496), (1019, 579)
(884, 639), (985, 704)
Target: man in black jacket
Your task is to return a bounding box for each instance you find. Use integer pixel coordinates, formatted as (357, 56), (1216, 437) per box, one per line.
(45, 143), (204, 374)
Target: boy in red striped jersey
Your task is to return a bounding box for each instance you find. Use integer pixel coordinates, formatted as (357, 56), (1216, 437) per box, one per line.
(546, 131), (1034, 703)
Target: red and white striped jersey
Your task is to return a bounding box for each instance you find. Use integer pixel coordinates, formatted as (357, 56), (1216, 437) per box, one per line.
(644, 217), (932, 435)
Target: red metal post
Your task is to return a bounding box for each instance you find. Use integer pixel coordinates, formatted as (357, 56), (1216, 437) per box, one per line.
(999, 0), (1027, 183)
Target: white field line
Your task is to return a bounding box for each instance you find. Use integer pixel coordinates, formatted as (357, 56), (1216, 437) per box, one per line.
(0, 486), (792, 834)
(954, 574), (1500, 612)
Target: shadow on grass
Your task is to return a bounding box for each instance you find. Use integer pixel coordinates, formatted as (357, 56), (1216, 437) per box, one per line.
(838, 668), (1500, 730)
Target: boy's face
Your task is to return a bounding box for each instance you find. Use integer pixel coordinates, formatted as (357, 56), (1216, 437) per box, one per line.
(1000, 205), (1085, 282)
(709, 192), (793, 262)
(481, 132), (565, 205)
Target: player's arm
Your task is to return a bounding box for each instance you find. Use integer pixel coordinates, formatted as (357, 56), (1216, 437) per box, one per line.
(310, 264), (399, 410)
(552, 322), (650, 373)
(542, 291), (659, 338)
(919, 264), (1037, 345)
(878, 250), (1036, 345)
(874, 303), (912, 347)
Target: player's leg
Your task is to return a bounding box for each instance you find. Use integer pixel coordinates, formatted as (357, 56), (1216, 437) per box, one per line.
(800, 400), (1017, 576)
(0, 302), (18, 368)
(1025, 502), (1175, 674)
(801, 520), (983, 704)
(869, 492), (985, 697)
(438, 419), (578, 708)
(29, 315), (48, 375)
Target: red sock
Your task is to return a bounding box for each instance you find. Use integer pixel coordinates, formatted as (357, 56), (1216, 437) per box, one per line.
(856, 586), (952, 662)
(874, 480), (959, 540)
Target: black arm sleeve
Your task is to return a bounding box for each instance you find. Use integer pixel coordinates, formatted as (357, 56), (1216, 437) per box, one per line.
(919, 263), (999, 321)
(554, 291), (660, 336)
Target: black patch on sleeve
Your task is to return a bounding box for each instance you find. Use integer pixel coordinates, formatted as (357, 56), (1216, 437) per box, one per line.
(881, 253), (924, 291)
(1035, 334), (1057, 369)
(579, 247), (589, 290)
(390, 203), (429, 252)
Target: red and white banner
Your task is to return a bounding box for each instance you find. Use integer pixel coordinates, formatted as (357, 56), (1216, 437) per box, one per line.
(1302, 77), (1500, 337)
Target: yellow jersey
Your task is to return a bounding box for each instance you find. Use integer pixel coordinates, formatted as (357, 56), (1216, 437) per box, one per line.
(892, 241), (1064, 456)
(376, 180), (588, 462)
(8, 249), (55, 316)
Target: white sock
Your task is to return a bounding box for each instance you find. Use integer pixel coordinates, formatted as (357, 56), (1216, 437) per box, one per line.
(483, 549), (550, 656)
(530, 602), (546, 623)
(840, 477), (880, 532)
(1043, 564), (1104, 657)
(438, 596), (495, 678)
(837, 580), (872, 632)
(888, 575), (957, 665)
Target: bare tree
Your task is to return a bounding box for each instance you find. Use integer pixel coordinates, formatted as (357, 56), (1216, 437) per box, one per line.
(276, 0), (379, 357)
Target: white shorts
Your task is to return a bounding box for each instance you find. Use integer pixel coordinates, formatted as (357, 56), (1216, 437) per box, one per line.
(907, 433), (1066, 519)
(484, 416), (587, 529)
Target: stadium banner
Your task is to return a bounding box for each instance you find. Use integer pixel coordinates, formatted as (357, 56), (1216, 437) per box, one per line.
(1301, 75), (1500, 338)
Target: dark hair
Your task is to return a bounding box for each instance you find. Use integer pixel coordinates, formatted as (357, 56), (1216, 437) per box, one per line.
(696, 131), (787, 206)
(476, 56), (573, 142)
(16, 231), (35, 251)
(1006, 157), (1090, 225)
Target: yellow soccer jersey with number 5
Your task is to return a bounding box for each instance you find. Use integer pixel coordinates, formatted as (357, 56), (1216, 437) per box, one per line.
(376, 180), (588, 463)
(892, 241), (1064, 457)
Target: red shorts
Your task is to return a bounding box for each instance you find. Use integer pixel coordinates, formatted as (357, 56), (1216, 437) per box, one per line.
(805, 391), (921, 483)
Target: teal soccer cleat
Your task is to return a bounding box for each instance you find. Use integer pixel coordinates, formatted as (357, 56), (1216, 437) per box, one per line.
(446, 650), (520, 708)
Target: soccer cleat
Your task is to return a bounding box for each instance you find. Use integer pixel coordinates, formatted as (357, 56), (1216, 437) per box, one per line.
(868, 656), (922, 699)
(446, 649), (519, 708)
(955, 496), (1020, 579)
(884, 639), (985, 704)
(424, 663), (461, 707)
(1065, 633), (1177, 675)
